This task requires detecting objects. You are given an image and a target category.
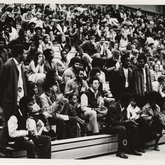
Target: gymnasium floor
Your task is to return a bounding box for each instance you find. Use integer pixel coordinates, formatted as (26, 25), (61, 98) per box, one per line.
(88, 143), (165, 161)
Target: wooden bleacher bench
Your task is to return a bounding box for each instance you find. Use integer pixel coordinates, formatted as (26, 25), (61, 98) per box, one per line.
(5, 134), (118, 158)
(4, 130), (165, 159)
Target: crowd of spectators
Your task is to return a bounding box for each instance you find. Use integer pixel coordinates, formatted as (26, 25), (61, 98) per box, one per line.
(1, 3), (165, 158)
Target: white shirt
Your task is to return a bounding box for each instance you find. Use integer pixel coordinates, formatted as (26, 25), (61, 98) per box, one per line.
(127, 104), (141, 120)
(26, 117), (47, 135)
(8, 111), (29, 138)
(13, 58), (24, 105)
(119, 103), (125, 112)
(142, 68), (147, 92)
(81, 88), (99, 112)
(9, 27), (18, 41)
(123, 68), (129, 88)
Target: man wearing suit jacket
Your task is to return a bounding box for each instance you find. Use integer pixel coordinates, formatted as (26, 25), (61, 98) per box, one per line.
(110, 52), (134, 101)
(0, 44), (27, 157)
(133, 54), (152, 108)
(106, 93), (142, 159)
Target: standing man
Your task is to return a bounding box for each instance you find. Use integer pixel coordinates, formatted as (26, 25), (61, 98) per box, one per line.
(133, 54), (152, 108)
(110, 53), (134, 101)
(0, 44), (27, 157)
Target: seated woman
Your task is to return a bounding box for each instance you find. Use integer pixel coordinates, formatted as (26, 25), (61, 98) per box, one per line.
(26, 81), (49, 129)
(26, 95), (57, 140)
(39, 80), (78, 139)
(55, 48), (70, 80)
(42, 34), (53, 51)
(28, 51), (46, 83)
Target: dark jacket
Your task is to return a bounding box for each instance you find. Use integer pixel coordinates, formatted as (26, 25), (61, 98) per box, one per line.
(0, 58), (27, 120)
(85, 88), (101, 108)
(106, 102), (127, 127)
(110, 66), (134, 100)
(133, 66), (152, 96)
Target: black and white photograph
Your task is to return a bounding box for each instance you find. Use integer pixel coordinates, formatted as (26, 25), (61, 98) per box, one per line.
(0, 0), (165, 164)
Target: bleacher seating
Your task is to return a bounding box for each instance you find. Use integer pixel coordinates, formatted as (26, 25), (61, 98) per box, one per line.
(5, 131), (165, 159)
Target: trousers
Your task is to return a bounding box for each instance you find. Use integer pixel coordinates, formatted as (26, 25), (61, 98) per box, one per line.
(14, 135), (51, 158)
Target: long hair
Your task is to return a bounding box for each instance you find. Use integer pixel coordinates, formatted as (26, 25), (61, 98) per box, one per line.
(33, 51), (43, 67)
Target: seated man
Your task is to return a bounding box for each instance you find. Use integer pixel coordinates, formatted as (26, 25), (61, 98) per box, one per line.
(8, 96), (51, 159)
(81, 77), (107, 134)
(105, 93), (142, 159)
(65, 68), (89, 99)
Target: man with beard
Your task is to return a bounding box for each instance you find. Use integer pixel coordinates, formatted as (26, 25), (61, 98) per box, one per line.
(65, 68), (89, 99)
(62, 57), (84, 84)
(0, 44), (27, 157)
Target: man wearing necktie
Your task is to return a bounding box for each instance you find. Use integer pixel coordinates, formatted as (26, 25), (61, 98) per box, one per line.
(0, 44), (27, 157)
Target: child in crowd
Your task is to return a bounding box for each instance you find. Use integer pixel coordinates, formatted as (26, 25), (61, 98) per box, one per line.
(68, 94), (88, 136)
(26, 98), (57, 140)
(127, 97), (141, 121)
